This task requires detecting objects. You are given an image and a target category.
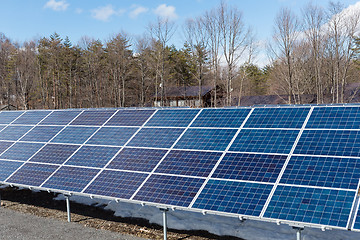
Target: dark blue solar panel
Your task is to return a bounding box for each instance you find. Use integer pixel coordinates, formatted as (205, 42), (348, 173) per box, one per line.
(0, 141), (13, 154)
(295, 130), (360, 157)
(175, 129), (237, 151)
(30, 144), (79, 164)
(86, 127), (138, 146)
(0, 160), (23, 181)
(353, 203), (360, 230)
(213, 153), (287, 183)
(66, 146), (120, 168)
(245, 108), (309, 129)
(107, 148), (167, 172)
(229, 129), (299, 154)
(12, 111), (51, 125)
(106, 110), (155, 126)
(145, 109), (199, 127)
(264, 185), (355, 228)
(51, 126), (98, 144)
(128, 128), (184, 148)
(0, 126), (33, 141)
(0, 111), (24, 124)
(134, 175), (204, 207)
(191, 109), (251, 128)
(84, 170), (148, 199)
(6, 163), (58, 186)
(42, 166), (99, 192)
(70, 110), (116, 126)
(1, 142), (44, 161)
(193, 180), (273, 216)
(39, 110), (82, 125)
(307, 107), (360, 129)
(20, 126), (63, 142)
(281, 156), (360, 190)
(155, 150), (222, 177)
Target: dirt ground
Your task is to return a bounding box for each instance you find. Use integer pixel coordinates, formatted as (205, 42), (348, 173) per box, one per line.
(0, 187), (243, 240)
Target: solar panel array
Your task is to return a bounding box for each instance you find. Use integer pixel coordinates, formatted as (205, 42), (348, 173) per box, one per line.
(0, 106), (360, 231)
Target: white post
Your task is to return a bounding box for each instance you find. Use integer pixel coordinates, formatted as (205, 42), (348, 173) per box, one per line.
(65, 195), (71, 222)
(293, 227), (303, 240)
(160, 208), (168, 240)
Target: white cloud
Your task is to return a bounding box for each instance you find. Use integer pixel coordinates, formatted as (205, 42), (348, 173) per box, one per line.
(44, 0), (69, 11)
(129, 5), (148, 19)
(91, 5), (122, 22)
(75, 8), (83, 14)
(154, 4), (178, 20)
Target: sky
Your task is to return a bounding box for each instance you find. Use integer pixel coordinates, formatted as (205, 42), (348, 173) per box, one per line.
(1, 0), (360, 66)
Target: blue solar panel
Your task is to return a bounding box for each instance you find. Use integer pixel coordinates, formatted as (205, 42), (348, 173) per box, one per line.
(229, 129), (299, 154)
(51, 126), (98, 144)
(84, 170), (148, 199)
(133, 175), (204, 207)
(42, 166), (99, 192)
(12, 111), (51, 125)
(145, 109), (199, 127)
(264, 185), (354, 228)
(6, 163), (58, 186)
(107, 148), (167, 172)
(0, 126), (33, 141)
(70, 110), (116, 126)
(86, 127), (138, 146)
(128, 128), (184, 148)
(352, 203), (360, 230)
(106, 110), (155, 126)
(1, 142), (44, 161)
(40, 110), (82, 125)
(65, 146), (120, 168)
(0, 125), (5, 131)
(155, 150), (222, 177)
(0, 111), (24, 124)
(213, 153), (287, 183)
(20, 126), (63, 142)
(193, 180), (273, 216)
(294, 130), (360, 157)
(0, 160), (23, 181)
(175, 129), (237, 151)
(30, 144), (79, 164)
(280, 156), (360, 190)
(0, 141), (13, 154)
(191, 108), (251, 128)
(244, 107), (309, 129)
(307, 107), (360, 129)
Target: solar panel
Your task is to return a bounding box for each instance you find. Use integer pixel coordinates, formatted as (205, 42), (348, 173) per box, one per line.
(105, 109), (155, 126)
(86, 127), (138, 146)
(12, 111), (50, 125)
(145, 109), (199, 127)
(70, 110), (116, 126)
(307, 107), (360, 129)
(128, 128), (184, 148)
(7, 163), (58, 186)
(39, 110), (82, 125)
(51, 126), (98, 144)
(0, 141), (14, 154)
(20, 126), (63, 142)
(29, 144), (79, 164)
(0, 126), (33, 141)
(0, 111), (24, 124)
(0, 142), (44, 161)
(0, 160), (23, 181)
(352, 203), (360, 230)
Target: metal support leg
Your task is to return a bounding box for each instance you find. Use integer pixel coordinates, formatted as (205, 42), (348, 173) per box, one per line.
(292, 227), (304, 240)
(160, 208), (169, 240)
(65, 195), (71, 222)
(0, 191), (2, 208)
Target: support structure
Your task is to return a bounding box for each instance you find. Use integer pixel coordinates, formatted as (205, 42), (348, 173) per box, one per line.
(64, 194), (71, 222)
(159, 208), (169, 240)
(292, 227), (304, 240)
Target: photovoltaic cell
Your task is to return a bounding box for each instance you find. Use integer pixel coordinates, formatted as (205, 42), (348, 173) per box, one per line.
(244, 107), (309, 129)
(0, 141), (14, 154)
(175, 129), (237, 151)
(84, 170), (148, 199)
(229, 129), (299, 154)
(0, 126), (33, 141)
(70, 110), (116, 126)
(307, 107), (360, 129)
(280, 156), (360, 190)
(107, 148), (167, 172)
(193, 180), (273, 216)
(128, 128), (184, 148)
(134, 175), (205, 207)
(30, 144), (79, 164)
(51, 126), (98, 144)
(155, 150), (222, 177)
(0, 160), (23, 181)
(20, 126), (63, 142)
(213, 153), (287, 183)
(12, 111), (51, 125)
(40, 110), (82, 125)
(1, 142), (44, 161)
(0, 111), (24, 124)
(191, 108), (251, 128)
(145, 109), (199, 127)
(86, 127), (138, 146)
(106, 110), (155, 126)
(264, 185), (355, 228)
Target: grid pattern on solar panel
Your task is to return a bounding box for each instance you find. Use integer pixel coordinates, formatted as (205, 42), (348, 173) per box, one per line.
(190, 109), (251, 128)
(51, 126), (98, 144)
(106, 110), (155, 126)
(229, 129), (299, 154)
(155, 150), (222, 177)
(84, 170), (148, 199)
(174, 129), (237, 151)
(0, 126), (33, 141)
(86, 127), (138, 146)
(145, 109), (199, 127)
(42, 166), (99, 192)
(0, 141), (13, 154)
(352, 204), (360, 230)
(193, 180), (273, 216)
(263, 185), (355, 228)
(0, 160), (23, 181)
(294, 130), (360, 157)
(6, 163), (58, 186)
(212, 153), (287, 183)
(133, 175), (205, 207)
(39, 110), (82, 125)
(280, 156), (360, 190)
(70, 110), (116, 126)
(128, 128), (184, 148)
(107, 148), (167, 172)
(0, 125), (5, 131)
(29, 144), (79, 164)
(306, 107), (360, 129)
(20, 126), (63, 142)
(244, 107), (309, 129)
(12, 111), (50, 125)
(0, 111), (24, 124)
(1, 142), (44, 161)
(65, 146), (120, 168)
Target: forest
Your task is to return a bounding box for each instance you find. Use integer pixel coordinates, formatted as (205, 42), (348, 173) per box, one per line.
(1, 1), (360, 109)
